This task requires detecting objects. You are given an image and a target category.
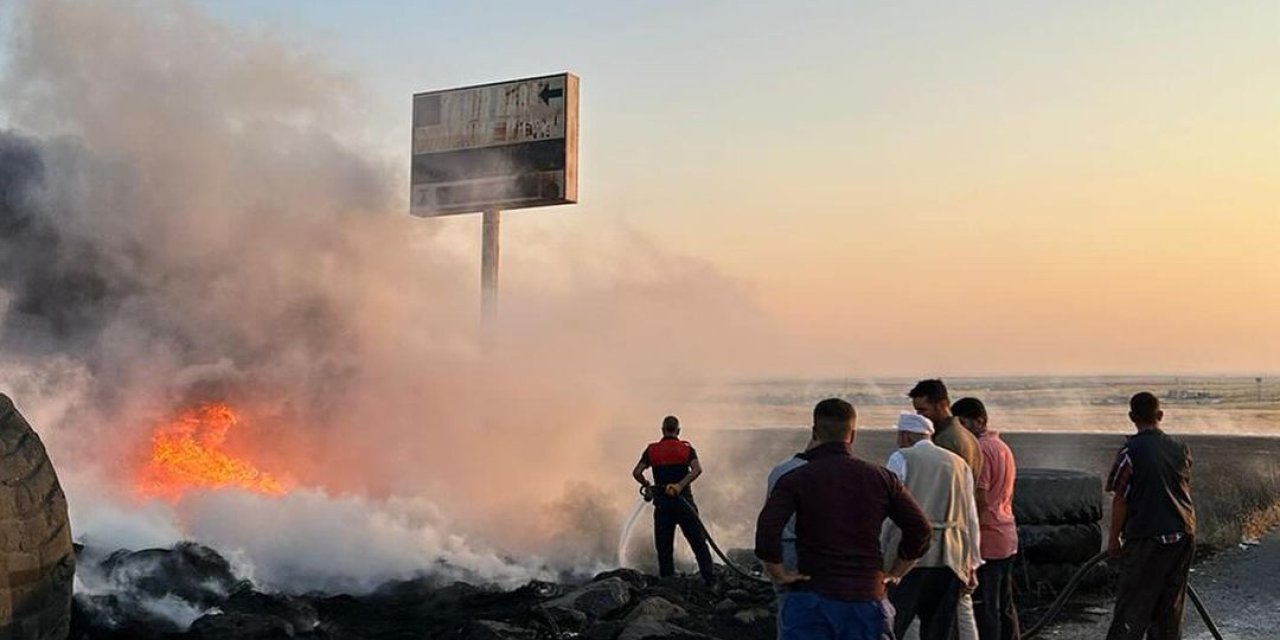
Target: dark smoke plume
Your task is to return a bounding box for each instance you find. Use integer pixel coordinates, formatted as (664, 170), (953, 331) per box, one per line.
(0, 0), (782, 594)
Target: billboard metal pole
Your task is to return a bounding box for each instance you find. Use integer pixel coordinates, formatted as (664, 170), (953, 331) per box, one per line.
(481, 209), (500, 321)
(410, 73), (578, 328)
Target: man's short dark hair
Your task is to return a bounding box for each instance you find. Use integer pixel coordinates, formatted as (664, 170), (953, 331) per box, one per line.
(1129, 392), (1161, 424)
(662, 415), (679, 432)
(813, 398), (855, 442)
(952, 397), (987, 421)
(813, 398), (855, 423)
(908, 379), (949, 404)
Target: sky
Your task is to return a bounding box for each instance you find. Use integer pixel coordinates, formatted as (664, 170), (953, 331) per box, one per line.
(8, 0), (1280, 376)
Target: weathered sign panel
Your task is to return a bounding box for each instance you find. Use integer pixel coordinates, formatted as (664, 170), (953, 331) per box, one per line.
(411, 73), (579, 216)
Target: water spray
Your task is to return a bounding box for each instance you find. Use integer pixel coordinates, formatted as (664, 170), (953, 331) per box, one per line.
(616, 496), (647, 569)
(616, 486), (769, 584)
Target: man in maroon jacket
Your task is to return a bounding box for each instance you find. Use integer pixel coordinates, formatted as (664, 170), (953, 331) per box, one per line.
(756, 398), (932, 640)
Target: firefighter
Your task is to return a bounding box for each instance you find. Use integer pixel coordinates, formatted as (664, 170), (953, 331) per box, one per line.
(632, 415), (715, 584)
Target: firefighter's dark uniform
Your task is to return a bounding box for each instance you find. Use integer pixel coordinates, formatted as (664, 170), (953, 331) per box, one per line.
(640, 436), (715, 582)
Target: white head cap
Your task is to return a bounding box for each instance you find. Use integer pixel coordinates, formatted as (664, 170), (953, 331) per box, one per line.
(895, 412), (934, 435)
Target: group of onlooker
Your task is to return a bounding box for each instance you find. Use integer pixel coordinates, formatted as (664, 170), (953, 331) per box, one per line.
(754, 379), (1019, 640)
(635, 378), (1197, 640)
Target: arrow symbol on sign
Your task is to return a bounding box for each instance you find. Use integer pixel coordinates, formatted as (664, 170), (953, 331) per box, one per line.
(538, 84), (564, 105)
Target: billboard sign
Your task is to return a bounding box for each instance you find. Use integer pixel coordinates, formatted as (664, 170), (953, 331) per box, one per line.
(411, 73), (579, 217)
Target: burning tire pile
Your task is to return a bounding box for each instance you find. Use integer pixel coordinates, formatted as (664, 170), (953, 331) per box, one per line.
(1012, 468), (1111, 593)
(70, 543), (780, 640)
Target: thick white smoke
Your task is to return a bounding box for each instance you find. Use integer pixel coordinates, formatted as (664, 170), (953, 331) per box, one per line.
(0, 0), (784, 594)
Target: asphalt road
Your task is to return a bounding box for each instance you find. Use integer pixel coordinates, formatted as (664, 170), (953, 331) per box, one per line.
(1032, 528), (1280, 640)
(1182, 528), (1280, 640)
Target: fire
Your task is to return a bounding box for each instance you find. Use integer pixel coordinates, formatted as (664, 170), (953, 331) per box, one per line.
(136, 403), (291, 501)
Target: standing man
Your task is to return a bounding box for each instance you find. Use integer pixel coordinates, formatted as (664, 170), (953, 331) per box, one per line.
(882, 413), (983, 640)
(756, 399), (932, 640)
(765, 433), (817, 638)
(909, 380), (984, 498)
(953, 397), (1020, 640)
(632, 415), (715, 585)
(1105, 392), (1196, 640)
(909, 379), (983, 639)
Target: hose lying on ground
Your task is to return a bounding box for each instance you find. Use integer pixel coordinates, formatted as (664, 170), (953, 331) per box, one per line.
(1021, 551), (1224, 640)
(1187, 583), (1225, 640)
(1021, 551), (1109, 638)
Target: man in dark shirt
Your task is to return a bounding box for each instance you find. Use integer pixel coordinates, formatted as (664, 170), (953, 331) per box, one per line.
(632, 415), (715, 584)
(756, 398), (932, 640)
(1105, 392), (1196, 640)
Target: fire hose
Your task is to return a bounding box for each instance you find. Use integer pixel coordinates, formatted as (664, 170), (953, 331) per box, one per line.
(632, 487), (1225, 638)
(637, 485), (771, 584)
(1020, 551), (1223, 640)
(677, 494), (772, 585)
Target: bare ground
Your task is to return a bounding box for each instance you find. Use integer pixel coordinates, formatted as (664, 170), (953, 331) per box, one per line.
(1030, 527), (1280, 640)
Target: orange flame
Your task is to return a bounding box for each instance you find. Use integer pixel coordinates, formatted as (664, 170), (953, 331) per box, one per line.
(136, 403), (290, 501)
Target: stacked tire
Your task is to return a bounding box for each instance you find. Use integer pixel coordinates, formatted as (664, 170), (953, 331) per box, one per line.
(1, 394), (75, 640)
(1013, 469), (1107, 592)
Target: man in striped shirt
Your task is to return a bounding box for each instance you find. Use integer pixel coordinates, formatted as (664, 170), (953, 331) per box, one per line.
(1104, 392), (1195, 640)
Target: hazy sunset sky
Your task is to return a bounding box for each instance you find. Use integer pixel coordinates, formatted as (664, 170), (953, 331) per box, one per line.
(10, 1), (1279, 376)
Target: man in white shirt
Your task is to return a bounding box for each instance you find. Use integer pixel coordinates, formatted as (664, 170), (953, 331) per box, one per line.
(883, 413), (983, 640)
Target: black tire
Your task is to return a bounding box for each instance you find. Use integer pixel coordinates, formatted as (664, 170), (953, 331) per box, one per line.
(1017, 522), (1102, 564)
(1, 395), (74, 640)
(1013, 468), (1103, 525)
(1017, 560), (1114, 592)
(725, 548), (758, 571)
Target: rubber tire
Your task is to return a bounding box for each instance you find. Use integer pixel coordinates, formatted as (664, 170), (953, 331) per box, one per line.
(1013, 468), (1103, 525)
(1017, 522), (1103, 564)
(0, 394), (75, 640)
(1017, 560), (1114, 592)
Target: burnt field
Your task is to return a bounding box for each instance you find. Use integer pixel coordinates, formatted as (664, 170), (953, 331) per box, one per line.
(690, 376), (1280, 436)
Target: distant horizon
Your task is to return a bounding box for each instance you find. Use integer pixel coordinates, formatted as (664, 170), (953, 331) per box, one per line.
(721, 372), (1280, 382)
(690, 375), (1280, 435)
